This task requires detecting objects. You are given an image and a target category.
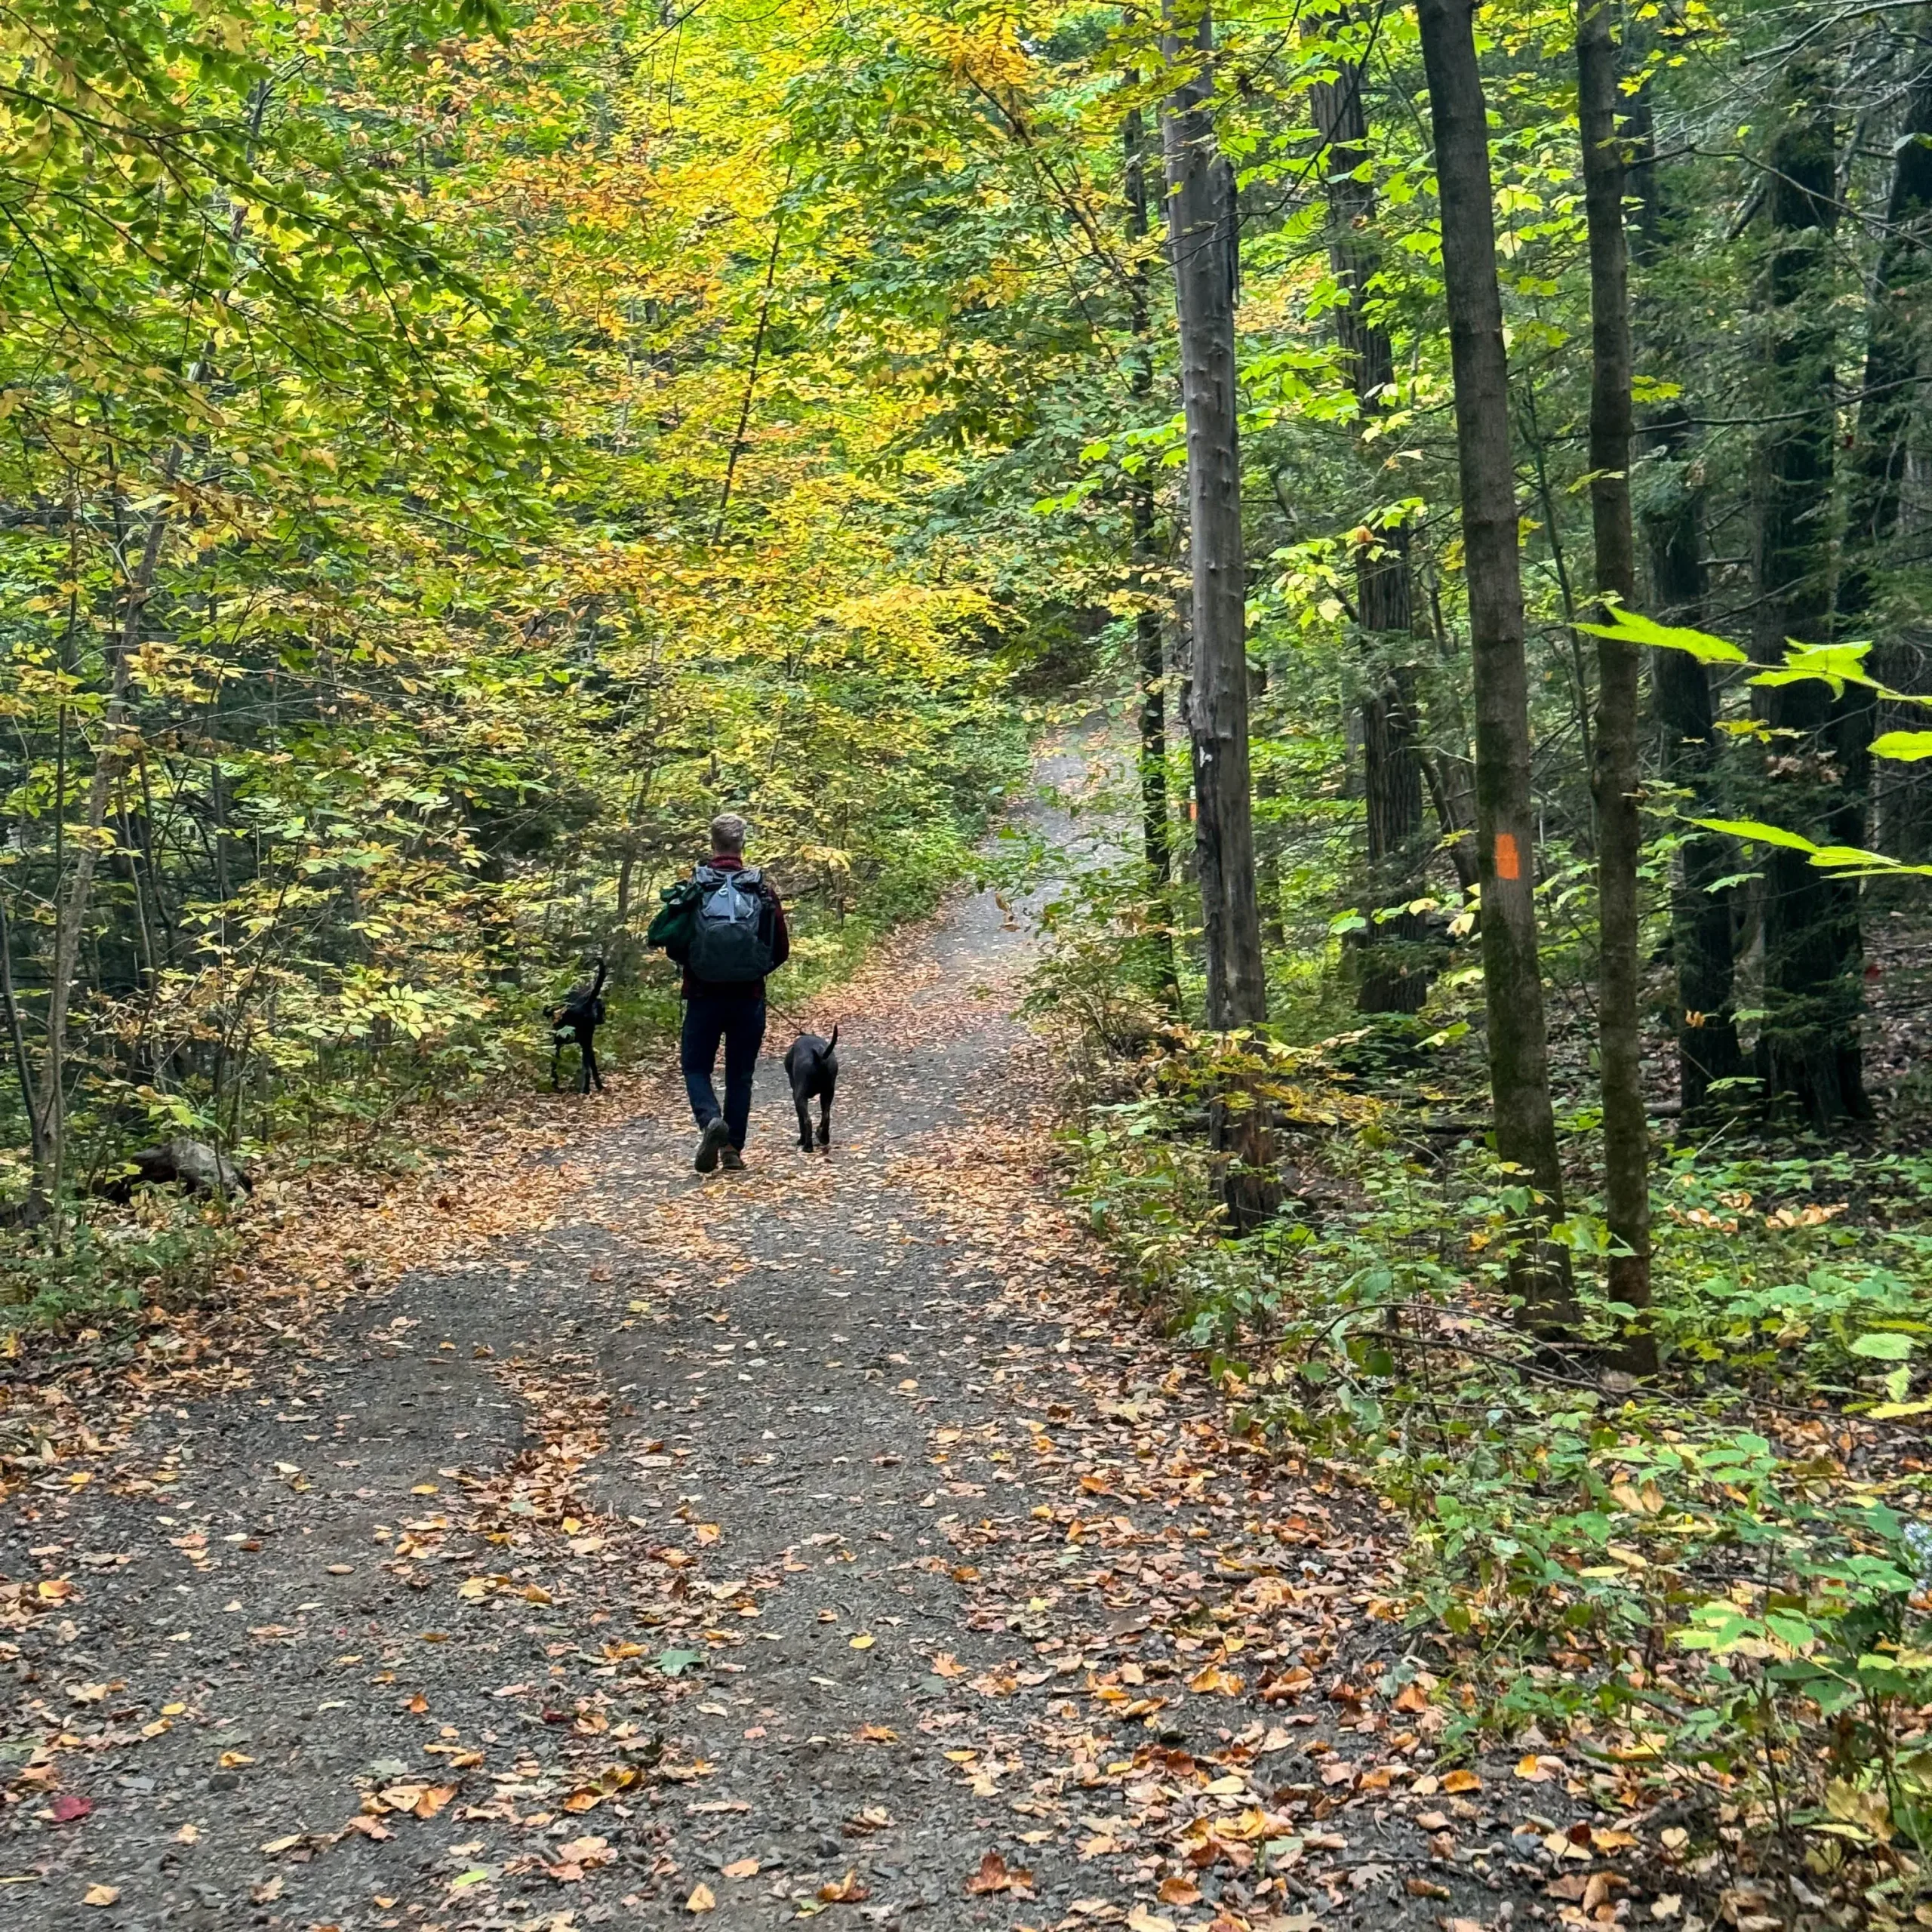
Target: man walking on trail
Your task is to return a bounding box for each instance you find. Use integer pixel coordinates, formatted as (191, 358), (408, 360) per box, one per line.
(662, 814), (789, 1173)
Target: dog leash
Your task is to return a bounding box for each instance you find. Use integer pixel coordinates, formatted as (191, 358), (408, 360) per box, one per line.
(762, 995), (829, 1039)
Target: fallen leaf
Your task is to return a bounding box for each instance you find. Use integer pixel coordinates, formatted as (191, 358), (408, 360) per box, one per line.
(857, 1724), (897, 1743)
(1125, 1910), (1176, 1932)
(966, 1850), (1015, 1895)
(414, 1784), (457, 1820)
(721, 1857), (759, 1878)
(251, 1877), (285, 1906)
(82, 1885), (119, 1908)
(687, 1881), (716, 1912)
(51, 1795), (91, 1824)
(1439, 1767), (1481, 1793)
(931, 1652), (967, 1678)
(1158, 1876), (1201, 1904)
(848, 1632), (875, 1650)
(818, 1869), (870, 1903)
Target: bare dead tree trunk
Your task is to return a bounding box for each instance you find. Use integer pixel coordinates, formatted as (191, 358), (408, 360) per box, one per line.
(1417, 0), (1576, 1331)
(1577, 0), (1654, 1370)
(1162, 1), (1276, 1231)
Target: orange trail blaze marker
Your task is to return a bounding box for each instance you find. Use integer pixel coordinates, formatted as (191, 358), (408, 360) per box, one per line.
(1494, 832), (1521, 881)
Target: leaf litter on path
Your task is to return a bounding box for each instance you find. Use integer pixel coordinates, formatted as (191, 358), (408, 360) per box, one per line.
(0, 879), (1616, 1930)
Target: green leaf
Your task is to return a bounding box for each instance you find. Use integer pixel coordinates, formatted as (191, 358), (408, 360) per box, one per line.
(1574, 608), (1746, 663)
(1870, 731), (1932, 762)
(1850, 1331), (1915, 1361)
(1748, 641), (1873, 697)
(1694, 818), (1821, 854)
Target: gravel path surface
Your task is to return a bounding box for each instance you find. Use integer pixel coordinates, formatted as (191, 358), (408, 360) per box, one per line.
(0, 764), (1574, 1932)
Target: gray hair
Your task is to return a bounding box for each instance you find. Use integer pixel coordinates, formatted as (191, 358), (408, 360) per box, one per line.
(709, 812), (748, 855)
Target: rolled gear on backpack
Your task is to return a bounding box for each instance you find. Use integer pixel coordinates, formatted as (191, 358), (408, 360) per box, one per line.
(686, 866), (778, 983)
(646, 876), (706, 962)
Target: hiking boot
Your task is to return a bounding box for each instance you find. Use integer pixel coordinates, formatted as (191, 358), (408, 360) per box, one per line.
(694, 1118), (731, 1173)
(720, 1145), (745, 1171)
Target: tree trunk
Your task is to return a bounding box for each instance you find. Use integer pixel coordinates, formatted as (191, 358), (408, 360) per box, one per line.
(1845, 41), (1932, 859)
(1647, 407), (1743, 1113)
(1162, 2), (1276, 1230)
(1577, 0), (1654, 1369)
(1626, 80), (1743, 1115)
(1750, 58), (1869, 1125)
(1417, 0), (1575, 1331)
(1126, 101), (1181, 1008)
(1312, 54), (1430, 1014)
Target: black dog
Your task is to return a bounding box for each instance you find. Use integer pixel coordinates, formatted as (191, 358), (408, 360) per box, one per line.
(547, 959), (607, 1093)
(783, 1026), (838, 1152)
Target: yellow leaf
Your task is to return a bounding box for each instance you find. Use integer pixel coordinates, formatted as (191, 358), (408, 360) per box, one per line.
(849, 1632), (874, 1650)
(687, 1881), (716, 1912)
(84, 1887), (120, 1908)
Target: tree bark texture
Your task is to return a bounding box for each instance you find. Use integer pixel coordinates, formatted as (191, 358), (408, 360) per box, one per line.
(1627, 82), (1743, 1114)
(1417, 0), (1576, 1329)
(1313, 57), (1431, 1014)
(1162, 7), (1266, 1034)
(1847, 42), (1932, 858)
(1164, 4), (1276, 1233)
(1750, 60), (1869, 1125)
(1646, 406), (1743, 1113)
(1577, 0), (1654, 1367)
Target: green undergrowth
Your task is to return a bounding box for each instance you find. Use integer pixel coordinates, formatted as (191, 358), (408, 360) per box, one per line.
(1029, 862), (1932, 1922)
(0, 1201), (237, 1341)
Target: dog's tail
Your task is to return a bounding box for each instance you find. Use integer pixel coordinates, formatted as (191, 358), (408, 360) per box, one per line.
(829, 1023), (839, 1050)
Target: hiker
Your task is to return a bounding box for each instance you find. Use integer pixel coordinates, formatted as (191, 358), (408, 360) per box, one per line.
(647, 812), (789, 1172)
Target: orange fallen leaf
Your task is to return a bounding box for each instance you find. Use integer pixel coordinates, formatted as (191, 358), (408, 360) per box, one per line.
(966, 1850), (1014, 1895)
(414, 1783), (457, 1820)
(721, 1857), (759, 1878)
(1440, 1767), (1482, 1793)
(818, 1869), (870, 1903)
(931, 1652), (967, 1678)
(857, 1724), (897, 1743)
(1158, 1876), (1201, 1905)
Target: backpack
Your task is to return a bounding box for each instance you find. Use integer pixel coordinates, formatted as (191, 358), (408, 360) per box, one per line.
(685, 866), (776, 983)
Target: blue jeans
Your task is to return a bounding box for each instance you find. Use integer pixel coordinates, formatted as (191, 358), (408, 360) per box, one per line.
(681, 995), (767, 1149)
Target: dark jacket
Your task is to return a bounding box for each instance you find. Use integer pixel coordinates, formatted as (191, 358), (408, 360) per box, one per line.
(682, 854), (789, 1001)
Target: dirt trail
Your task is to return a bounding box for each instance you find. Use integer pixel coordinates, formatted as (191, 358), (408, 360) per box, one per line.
(0, 747), (1537, 1932)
